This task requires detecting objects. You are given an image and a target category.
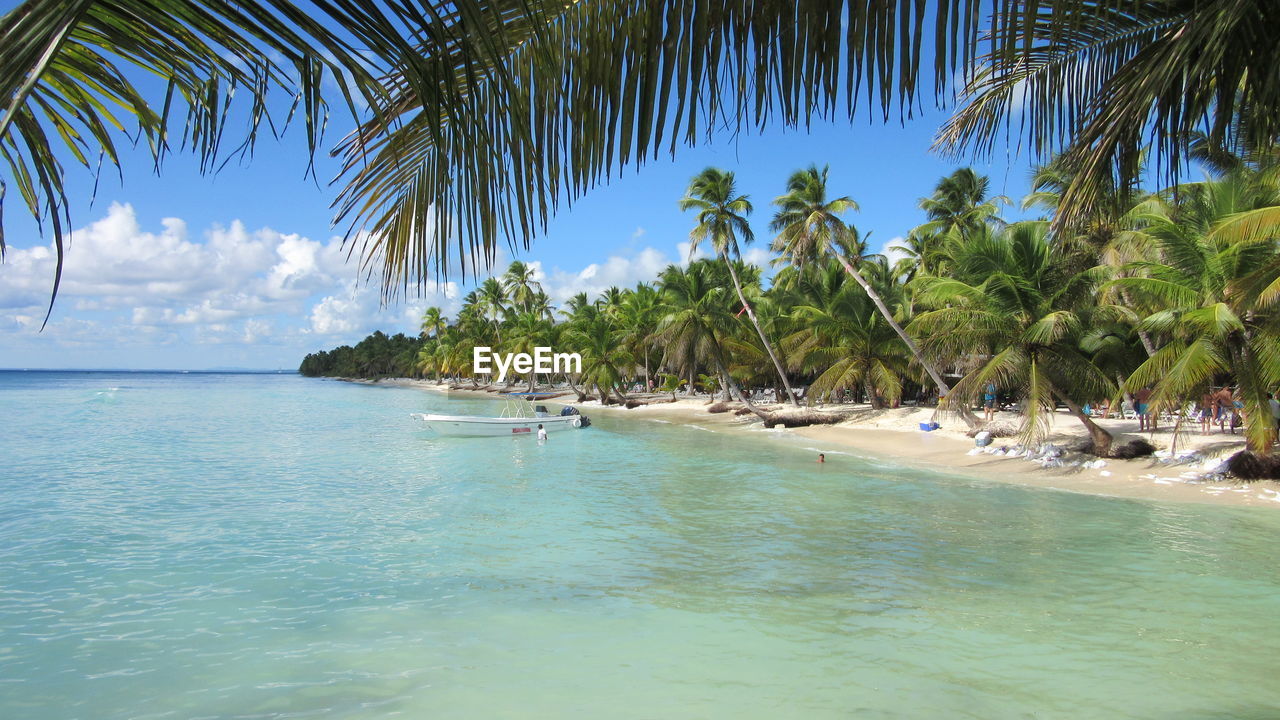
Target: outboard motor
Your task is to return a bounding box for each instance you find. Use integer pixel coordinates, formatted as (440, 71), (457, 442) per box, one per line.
(559, 406), (580, 417)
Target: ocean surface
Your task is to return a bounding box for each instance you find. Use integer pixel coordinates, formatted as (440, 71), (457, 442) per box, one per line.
(2, 371), (1279, 719)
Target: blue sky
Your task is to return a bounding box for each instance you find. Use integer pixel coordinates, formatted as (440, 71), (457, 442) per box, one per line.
(0, 56), (1042, 370)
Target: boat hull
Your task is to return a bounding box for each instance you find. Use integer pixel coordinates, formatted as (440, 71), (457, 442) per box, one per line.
(412, 413), (585, 437)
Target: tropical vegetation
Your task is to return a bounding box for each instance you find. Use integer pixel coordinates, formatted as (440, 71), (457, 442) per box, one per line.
(302, 161), (1280, 469)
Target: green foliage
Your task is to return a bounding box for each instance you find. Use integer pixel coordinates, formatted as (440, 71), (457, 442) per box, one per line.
(294, 159), (1280, 459)
(299, 331), (422, 379)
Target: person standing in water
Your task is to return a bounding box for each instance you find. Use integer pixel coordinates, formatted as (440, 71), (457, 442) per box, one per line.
(817, 453), (825, 464)
(537, 424), (547, 442)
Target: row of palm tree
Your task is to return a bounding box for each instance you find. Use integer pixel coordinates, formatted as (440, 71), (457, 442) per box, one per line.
(305, 155), (1280, 463)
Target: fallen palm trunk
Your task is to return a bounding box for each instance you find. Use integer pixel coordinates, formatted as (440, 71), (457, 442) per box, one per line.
(756, 407), (853, 428)
(623, 396), (677, 409)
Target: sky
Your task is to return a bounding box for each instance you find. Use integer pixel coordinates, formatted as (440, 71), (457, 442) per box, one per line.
(0, 33), (1045, 370)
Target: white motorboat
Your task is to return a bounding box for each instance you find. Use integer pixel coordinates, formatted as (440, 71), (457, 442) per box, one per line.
(412, 393), (592, 437)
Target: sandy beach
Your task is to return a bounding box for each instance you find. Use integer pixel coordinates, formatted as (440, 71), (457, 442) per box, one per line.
(375, 378), (1280, 508)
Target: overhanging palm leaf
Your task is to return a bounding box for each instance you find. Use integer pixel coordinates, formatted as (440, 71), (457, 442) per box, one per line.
(1, 0), (421, 324)
(937, 0), (1280, 231)
(9, 0), (1279, 318)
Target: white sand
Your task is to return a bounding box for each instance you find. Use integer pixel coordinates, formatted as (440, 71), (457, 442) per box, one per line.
(375, 379), (1280, 508)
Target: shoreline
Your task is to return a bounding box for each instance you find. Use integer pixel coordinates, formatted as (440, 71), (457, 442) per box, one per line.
(366, 378), (1280, 508)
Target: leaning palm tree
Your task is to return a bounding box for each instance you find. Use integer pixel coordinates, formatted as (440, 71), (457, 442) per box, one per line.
(771, 164), (979, 427)
(783, 260), (911, 408)
(680, 167), (799, 406)
(912, 222), (1120, 454)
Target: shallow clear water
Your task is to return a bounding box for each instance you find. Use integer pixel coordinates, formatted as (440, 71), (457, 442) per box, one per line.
(2, 372), (1279, 719)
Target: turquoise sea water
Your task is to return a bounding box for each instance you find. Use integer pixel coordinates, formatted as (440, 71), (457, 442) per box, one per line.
(2, 371), (1279, 719)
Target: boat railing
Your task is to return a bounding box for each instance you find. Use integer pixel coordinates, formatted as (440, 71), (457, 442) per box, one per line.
(499, 396), (534, 419)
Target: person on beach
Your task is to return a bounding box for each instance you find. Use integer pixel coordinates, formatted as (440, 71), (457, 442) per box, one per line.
(1211, 386), (1234, 433)
(983, 382), (998, 422)
(1268, 392), (1280, 445)
(1134, 387), (1154, 431)
(537, 424), (547, 442)
(1230, 388), (1245, 434)
(1199, 392), (1214, 435)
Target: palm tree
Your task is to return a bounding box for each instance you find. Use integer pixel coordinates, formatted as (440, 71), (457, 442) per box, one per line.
(771, 164), (979, 427)
(617, 283), (662, 389)
(505, 310), (553, 391)
(1115, 174), (1280, 455)
(680, 167), (798, 406)
(917, 169), (1007, 240)
(937, 1), (1280, 229)
(907, 168), (1008, 279)
(1025, 153), (1159, 358)
(502, 260), (543, 312)
(783, 259), (911, 408)
(911, 222), (1119, 454)
(419, 306), (447, 338)
(566, 312), (632, 403)
(561, 292), (591, 320)
(475, 276), (508, 342)
(596, 286), (626, 316)
(654, 261), (743, 403)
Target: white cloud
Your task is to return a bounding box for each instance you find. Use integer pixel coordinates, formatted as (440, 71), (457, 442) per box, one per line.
(675, 241), (709, 266)
(541, 247), (673, 302)
(741, 247), (774, 269)
(306, 278), (460, 340)
(309, 283), (365, 335)
(0, 203), (449, 354)
(877, 237), (914, 269)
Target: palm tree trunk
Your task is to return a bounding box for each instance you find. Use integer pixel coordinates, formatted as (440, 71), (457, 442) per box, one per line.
(566, 375), (588, 403)
(1118, 287), (1158, 356)
(831, 253), (980, 429)
(723, 254), (800, 407)
(1048, 383), (1114, 456)
(710, 355), (778, 424)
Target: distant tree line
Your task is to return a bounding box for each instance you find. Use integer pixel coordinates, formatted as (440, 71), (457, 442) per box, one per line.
(299, 331), (422, 378)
